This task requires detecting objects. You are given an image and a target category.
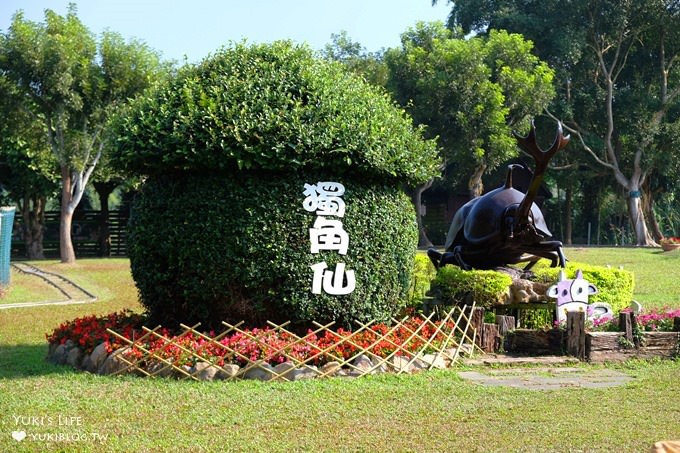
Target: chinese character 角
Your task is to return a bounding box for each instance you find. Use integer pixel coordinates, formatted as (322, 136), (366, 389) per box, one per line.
(309, 216), (349, 255)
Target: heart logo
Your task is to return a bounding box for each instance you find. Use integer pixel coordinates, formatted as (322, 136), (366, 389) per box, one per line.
(12, 431), (27, 442)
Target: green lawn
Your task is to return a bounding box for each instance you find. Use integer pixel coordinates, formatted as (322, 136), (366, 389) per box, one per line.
(1, 249), (679, 452)
(0, 269), (66, 306)
(564, 246), (680, 309)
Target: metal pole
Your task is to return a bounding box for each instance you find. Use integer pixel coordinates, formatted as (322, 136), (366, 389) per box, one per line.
(0, 207), (16, 286)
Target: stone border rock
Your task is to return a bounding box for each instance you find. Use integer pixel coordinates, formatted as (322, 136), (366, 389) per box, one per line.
(47, 341), (636, 389)
(46, 341), (475, 382)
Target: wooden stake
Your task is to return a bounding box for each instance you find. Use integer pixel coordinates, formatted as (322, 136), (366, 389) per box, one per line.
(567, 311), (586, 360)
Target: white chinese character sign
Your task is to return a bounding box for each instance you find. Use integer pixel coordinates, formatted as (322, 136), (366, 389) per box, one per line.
(310, 262), (356, 296)
(309, 217), (349, 255)
(303, 182), (346, 217)
(303, 182), (356, 295)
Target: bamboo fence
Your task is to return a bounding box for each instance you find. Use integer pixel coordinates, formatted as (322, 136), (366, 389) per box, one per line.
(106, 304), (482, 381)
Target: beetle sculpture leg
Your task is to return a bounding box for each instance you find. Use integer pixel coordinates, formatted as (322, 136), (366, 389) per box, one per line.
(451, 246), (473, 270)
(427, 248), (443, 269)
(516, 254), (552, 271)
(449, 244), (502, 270)
(520, 241), (566, 269)
(428, 241), (565, 271)
(427, 247), (475, 270)
(427, 249), (470, 269)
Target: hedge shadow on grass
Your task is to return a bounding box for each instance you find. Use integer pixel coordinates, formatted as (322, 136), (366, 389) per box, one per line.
(0, 344), (75, 378)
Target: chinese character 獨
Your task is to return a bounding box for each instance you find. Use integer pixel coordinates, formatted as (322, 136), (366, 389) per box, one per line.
(302, 182), (346, 217)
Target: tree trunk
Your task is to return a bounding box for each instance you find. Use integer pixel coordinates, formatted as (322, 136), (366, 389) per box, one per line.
(590, 38), (659, 248)
(59, 206), (76, 263)
(20, 195), (46, 260)
(647, 202), (663, 242)
(60, 165), (77, 263)
(564, 183), (573, 245)
(409, 180), (434, 248)
(468, 163), (487, 199)
(94, 181), (117, 257)
(628, 192), (657, 246)
(641, 181), (664, 242)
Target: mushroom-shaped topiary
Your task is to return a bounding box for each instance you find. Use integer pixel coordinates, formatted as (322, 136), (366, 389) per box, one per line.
(110, 41), (440, 329)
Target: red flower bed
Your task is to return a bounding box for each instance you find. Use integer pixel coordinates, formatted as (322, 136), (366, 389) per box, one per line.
(46, 311), (459, 368)
(46, 310), (146, 354)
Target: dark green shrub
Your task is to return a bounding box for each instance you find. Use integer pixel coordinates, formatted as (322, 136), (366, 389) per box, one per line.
(431, 266), (513, 309)
(113, 42), (439, 329)
(109, 41), (439, 186)
(127, 172), (418, 329)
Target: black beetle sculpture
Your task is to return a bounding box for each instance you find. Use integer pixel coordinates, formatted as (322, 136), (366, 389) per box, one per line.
(427, 122), (569, 271)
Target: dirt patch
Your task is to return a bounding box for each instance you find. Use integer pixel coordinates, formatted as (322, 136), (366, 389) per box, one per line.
(458, 367), (633, 390)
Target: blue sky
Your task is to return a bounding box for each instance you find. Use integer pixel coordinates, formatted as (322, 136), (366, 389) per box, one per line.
(1, 1), (452, 63)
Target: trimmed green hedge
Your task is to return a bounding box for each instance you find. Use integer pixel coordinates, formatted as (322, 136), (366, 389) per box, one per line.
(432, 266), (513, 309)
(532, 261), (634, 313)
(429, 261), (634, 313)
(113, 41), (440, 329)
(109, 41), (439, 186)
(127, 172), (418, 329)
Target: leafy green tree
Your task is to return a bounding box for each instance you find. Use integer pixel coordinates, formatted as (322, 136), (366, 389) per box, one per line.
(322, 30), (388, 87)
(446, 0), (680, 246)
(385, 22), (554, 198)
(93, 31), (168, 256)
(383, 22), (554, 245)
(0, 6), (167, 262)
(0, 74), (58, 258)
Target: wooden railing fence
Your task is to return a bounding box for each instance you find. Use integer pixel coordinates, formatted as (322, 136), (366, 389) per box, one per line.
(12, 209), (128, 258)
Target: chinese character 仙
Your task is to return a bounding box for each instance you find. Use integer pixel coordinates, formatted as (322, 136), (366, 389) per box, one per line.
(310, 262), (356, 295)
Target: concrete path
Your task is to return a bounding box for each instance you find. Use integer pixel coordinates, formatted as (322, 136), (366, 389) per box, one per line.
(0, 263), (97, 310)
(459, 365), (633, 390)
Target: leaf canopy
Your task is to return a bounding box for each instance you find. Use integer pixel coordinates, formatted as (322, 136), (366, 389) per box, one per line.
(109, 41), (440, 186)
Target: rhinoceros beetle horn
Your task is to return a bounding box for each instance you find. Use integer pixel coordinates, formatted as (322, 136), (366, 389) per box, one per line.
(427, 121), (569, 271)
(512, 121), (570, 230)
